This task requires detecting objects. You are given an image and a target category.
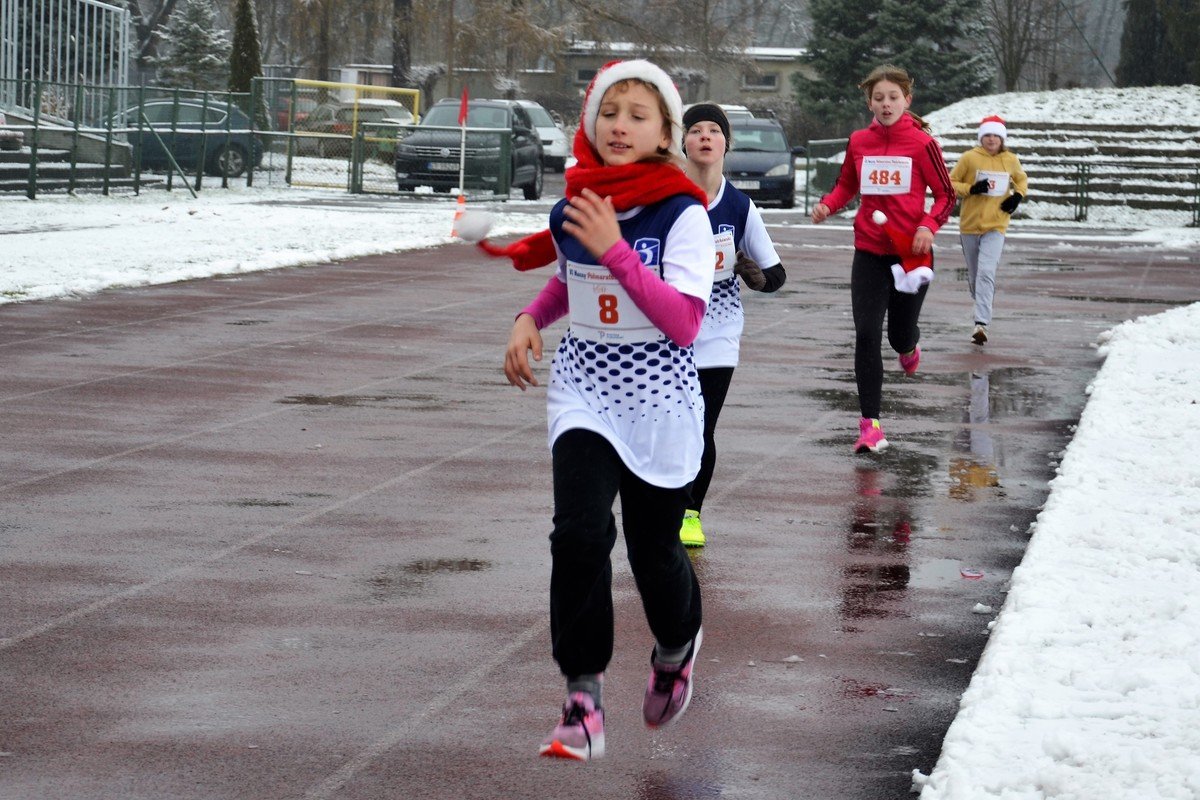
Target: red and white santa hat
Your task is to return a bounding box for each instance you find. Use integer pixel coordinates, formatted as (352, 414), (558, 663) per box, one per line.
(977, 114), (1007, 142)
(582, 59), (684, 158)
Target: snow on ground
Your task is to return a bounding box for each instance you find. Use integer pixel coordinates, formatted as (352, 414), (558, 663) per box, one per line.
(925, 85), (1200, 130)
(915, 301), (1200, 800)
(4, 82), (1200, 797)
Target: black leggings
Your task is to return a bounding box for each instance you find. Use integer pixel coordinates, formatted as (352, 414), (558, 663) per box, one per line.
(549, 429), (703, 678)
(851, 249), (929, 420)
(688, 366), (735, 513)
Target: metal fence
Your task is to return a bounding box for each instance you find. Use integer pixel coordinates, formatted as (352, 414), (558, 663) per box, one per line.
(802, 139), (1200, 226)
(1, 76), (525, 200)
(0, 0), (130, 122)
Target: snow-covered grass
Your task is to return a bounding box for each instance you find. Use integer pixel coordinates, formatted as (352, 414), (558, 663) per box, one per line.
(925, 85), (1200, 130)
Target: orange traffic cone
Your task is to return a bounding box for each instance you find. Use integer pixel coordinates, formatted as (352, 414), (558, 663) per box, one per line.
(451, 193), (466, 237)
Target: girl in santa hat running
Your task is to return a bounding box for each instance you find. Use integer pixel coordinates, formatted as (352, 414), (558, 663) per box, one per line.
(676, 102), (786, 547)
(950, 115), (1029, 345)
(810, 64), (955, 454)
(494, 60), (713, 762)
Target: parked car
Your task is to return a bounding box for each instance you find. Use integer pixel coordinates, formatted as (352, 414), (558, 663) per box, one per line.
(120, 99), (264, 178)
(686, 103), (755, 122)
(0, 110), (24, 150)
(394, 98), (543, 199)
(515, 99), (570, 172)
(274, 96), (319, 132)
(293, 98), (415, 158)
(723, 117), (805, 208)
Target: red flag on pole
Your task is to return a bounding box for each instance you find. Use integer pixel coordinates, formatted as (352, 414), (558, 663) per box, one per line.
(458, 85), (469, 126)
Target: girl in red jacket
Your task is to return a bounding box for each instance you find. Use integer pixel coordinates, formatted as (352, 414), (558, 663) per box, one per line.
(811, 64), (954, 453)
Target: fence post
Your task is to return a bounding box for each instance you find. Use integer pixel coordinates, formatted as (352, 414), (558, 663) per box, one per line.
(247, 82), (257, 188)
(1192, 166), (1199, 228)
(804, 145), (812, 215)
(1073, 162), (1090, 222)
(221, 90), (233, 189)
(285, 80), (297, 186)
(27, 79), (42, 200)
(69, 82), (84, 194)
(133, 85), (145, 194)
(102, 86), (116, 196)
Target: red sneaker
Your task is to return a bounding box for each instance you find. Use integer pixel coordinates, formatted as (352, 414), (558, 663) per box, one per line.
(899, 346), (921, 376)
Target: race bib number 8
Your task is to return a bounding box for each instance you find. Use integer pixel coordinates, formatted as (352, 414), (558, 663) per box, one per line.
(860, 156), (913, 195)
(567, 262), (659, 343)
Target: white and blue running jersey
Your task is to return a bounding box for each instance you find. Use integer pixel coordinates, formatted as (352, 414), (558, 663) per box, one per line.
(545, 195), (715, 488)
(694, 178), (781, 369)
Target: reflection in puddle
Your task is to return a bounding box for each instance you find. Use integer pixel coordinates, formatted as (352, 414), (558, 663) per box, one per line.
(844, 468), (912, 620)
(840, 564), (911, 619)
(951, 373), (1001, 501)
(403, 557), (490, 575)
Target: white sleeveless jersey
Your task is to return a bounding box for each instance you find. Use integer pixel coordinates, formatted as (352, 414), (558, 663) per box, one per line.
(546, 195), (715, 488)
(694, 178), (780, 369)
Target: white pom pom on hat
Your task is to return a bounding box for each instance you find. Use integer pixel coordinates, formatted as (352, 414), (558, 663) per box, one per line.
(582, 59), (684, 158)
(977, 115), (1007, 142)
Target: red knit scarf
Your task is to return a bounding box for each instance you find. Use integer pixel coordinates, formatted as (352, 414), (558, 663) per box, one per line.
(478, 127), (706, 271)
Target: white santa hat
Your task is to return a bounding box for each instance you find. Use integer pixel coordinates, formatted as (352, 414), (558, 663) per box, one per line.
(582, 59), (684, 158)
(977, 115), (1007, 143)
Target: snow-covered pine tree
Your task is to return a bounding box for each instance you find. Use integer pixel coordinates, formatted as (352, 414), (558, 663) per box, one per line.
(151, 0), (231, 91)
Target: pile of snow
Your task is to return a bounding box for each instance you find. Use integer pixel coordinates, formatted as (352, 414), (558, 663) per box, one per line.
(917, 301), (1200, 799)
(926, 84), (1200, 130)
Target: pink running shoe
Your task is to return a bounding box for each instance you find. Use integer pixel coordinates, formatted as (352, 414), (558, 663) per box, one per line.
(643, 628), (702, 728)
(854, 418), (889, 453)
(539, 691), (605, 761)
(899, 346), (921, 376)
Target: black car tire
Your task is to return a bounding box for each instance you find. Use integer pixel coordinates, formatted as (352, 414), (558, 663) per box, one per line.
(781, 192), (795, 210)
(522, 160), (544, 200)
(210, 144), (247, 178)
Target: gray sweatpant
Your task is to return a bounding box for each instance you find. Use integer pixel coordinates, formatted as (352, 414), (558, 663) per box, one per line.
(960, 231), (1006, 326)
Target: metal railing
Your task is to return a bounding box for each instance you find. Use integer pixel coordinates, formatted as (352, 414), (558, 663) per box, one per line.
(803, 138), (1200, 227)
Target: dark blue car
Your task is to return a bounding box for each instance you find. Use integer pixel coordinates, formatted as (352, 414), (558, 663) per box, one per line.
(122, 99), (264, 178)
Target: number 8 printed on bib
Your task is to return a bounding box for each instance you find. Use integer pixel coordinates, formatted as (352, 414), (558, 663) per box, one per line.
(566, 261), (659, 343)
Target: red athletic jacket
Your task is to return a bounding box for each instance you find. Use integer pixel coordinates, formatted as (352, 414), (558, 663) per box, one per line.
(820, 113), (955, 257)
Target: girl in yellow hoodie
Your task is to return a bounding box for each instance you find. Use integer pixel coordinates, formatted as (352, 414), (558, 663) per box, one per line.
(950, 115), (1028, 345)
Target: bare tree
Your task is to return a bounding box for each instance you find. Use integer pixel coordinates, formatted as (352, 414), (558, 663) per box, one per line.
(123, 0), (182, 76)
(981, 0), (1059, 90)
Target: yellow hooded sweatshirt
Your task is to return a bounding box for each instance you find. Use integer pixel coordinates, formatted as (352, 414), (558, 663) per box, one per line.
(950, 147), (1029, 235)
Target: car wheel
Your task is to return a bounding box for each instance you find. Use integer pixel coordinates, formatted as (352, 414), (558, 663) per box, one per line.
(780, 191), (795, 209)
(211, 144), (247, 178)
(523, 160), (544, 200)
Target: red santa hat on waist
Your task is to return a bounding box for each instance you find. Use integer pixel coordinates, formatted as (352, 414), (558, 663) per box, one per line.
(582, 59), (684, 159)
(977, 115), (1007, 143)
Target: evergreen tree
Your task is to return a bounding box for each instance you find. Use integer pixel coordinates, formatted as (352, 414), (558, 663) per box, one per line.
(793, 0), (993, 139)
(151, 0), (231, 90)
(1116, 0), (1166, 85)
(878, 0), (994, 110)
(228, 0), (267, 126)
(793, 0), (886, 138)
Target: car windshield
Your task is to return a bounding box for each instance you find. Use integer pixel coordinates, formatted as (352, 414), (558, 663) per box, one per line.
(423, 104), (508, 128)
(732, 127), (789, 152)
(523, 105), (557, 127)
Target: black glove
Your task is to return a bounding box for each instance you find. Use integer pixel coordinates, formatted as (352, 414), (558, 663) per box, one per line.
(969, 178), (990, 195)
(999, 192), (1023, 214)
(734, 251), (766, 291)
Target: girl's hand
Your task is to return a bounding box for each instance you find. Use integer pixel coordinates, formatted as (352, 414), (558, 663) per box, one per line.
(912, 227), (933, 255)
(562, 188), (622, 259)
(505, 314), (543, 390)
(811, 202), (830, 224)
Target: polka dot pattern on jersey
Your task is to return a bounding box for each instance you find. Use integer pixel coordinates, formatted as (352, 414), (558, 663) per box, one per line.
(705, 275), (742, 326)
(553, 331), (700, 422)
